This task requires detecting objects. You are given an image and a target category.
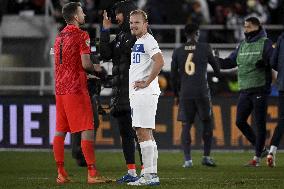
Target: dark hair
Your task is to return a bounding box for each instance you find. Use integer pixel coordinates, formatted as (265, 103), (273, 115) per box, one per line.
(184, 23), (199, 37)
(62, 2), (81, 23)
(245, 17), (261, 26)
(113, 0), (137, 28)
(114, 0), (137, 16)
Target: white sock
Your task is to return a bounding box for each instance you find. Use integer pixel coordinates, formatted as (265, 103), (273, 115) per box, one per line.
(140, 140), (154, 174)
(185, 160), (193, 163)
(152, 140), (158, 174)
(128, 169), (137, 177)
(269, 145), (277, 155)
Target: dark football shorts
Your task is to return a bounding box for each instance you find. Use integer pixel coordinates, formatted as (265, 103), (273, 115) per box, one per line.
(178, 97), (212, 124)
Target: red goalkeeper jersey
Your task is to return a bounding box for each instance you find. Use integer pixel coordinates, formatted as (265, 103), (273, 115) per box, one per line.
(54, 24), (91, 95)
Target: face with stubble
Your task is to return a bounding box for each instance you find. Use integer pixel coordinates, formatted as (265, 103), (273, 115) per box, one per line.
(130, 14), (148, 38)
(74, 6), (86, 25)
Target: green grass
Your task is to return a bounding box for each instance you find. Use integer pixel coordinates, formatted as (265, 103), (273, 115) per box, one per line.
(0, 150), (283, 189)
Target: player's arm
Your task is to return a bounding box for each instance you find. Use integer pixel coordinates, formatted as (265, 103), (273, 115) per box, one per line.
(170, 49), (180, 97)
(80, 32), (102, 74)
(81, 54), (101, 73)
(134, 52), (165, 90)
(146, 52), (165, 86)
(262, 39), (274, 67)
(100, 10), (114, 61)
(216, 46), (239, 69)
(207, 44), (220, 76)
(270, 38), (281, 71)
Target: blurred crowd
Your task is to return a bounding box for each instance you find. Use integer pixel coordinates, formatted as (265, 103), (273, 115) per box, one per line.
(1, 0), (284, 43)
(2, 0), (284, 25)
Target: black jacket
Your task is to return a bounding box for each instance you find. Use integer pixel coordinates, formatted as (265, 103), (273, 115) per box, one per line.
(100, 26), (136, 116)
(271, 32), (284, 91)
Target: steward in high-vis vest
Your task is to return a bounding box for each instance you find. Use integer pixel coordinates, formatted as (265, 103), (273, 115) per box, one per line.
(216, 17), (274, 167)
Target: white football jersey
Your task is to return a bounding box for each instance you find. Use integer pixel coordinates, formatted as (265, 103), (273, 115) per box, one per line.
(129, 33), (162, 95)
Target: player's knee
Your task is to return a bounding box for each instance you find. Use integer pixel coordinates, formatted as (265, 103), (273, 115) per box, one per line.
(136, 128), (151, 142)
(81, 129), (94, 141)
(182, 136), (191, 145)
(55, 131), (66, 137)
(203, 130), (213, 138)
(236, 119), (246, 128)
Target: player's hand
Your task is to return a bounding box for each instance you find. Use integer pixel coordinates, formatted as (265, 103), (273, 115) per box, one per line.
(174, 97), (179, 105)
(133, 80), (149, 90)
(103, 10), (112, 30)
(88, 74), (100, 79)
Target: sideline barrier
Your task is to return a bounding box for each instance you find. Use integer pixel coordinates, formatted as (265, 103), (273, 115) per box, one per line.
(0, 96), (282, 149)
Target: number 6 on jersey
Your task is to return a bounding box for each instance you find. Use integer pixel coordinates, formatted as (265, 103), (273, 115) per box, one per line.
(185, 53), (195, 75)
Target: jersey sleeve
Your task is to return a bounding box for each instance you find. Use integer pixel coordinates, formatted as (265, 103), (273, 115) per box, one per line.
(80, 32), (91, 55)
(145, 36), (161, 58)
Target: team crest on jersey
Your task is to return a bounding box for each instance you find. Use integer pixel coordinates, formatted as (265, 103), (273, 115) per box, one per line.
(132, 44), (145, 53)
(86, 39), (90, 47)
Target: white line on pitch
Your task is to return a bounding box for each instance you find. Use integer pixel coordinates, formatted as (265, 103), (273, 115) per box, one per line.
(18, 177), (49, 180)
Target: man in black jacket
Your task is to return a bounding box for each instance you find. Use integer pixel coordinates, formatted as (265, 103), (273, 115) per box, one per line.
(267, 32), (284, 167)
(100, 1), (142, 183)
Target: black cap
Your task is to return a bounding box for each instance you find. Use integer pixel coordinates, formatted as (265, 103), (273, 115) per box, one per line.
(112, 0), (137, 31)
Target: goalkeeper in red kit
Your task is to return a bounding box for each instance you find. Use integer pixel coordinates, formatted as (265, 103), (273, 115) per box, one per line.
(53, 2), (109, 184)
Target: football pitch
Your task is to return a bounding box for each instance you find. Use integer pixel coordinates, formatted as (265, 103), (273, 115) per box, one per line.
(0, 150), (283, 189)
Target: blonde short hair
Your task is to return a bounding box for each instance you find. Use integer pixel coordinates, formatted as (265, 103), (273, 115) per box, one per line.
(130, 9), (148, 22)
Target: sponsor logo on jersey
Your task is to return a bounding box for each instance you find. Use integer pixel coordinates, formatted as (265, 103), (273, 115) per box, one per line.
(86, 39), (90, 47)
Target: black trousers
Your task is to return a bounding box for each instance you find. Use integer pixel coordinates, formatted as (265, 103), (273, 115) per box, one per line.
(236, 91), (267, 157)
(116, 111), (143, 166)
(270, 91), (284, 147)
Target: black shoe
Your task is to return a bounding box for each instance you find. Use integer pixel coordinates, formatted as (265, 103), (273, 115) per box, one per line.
(202, 157), (216, 167)
(260, 148), (269, 159)
(75, 158), (87, 167)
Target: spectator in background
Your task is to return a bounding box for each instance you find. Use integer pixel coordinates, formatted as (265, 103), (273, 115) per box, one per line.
(83, 0), (101, 24)
(246, 0), (270, 24)
(186, 1), (205, 26)
(226, 2), (245, 42)
(185, 1), (208, 42)
(267, 0), (284, 25)
(198, 0), (211, 24)
(30, 0), (45, 14)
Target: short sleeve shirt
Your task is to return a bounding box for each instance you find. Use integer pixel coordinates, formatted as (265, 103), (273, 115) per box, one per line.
(129, 33), (162, 95)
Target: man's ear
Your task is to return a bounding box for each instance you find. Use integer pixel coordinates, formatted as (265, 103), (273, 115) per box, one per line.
(145, 22), (149, 28)
(74, 14), (79, 22)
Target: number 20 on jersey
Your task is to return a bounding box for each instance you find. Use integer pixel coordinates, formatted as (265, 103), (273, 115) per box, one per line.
(132, 53), (141, 63)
